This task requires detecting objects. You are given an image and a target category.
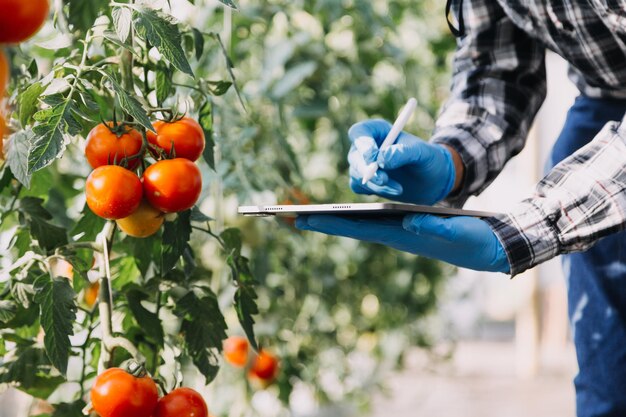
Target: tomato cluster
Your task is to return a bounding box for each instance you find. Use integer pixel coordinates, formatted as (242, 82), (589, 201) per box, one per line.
(223, 336), (280, 388)
(91, 368), (210, 417)
(84, 118), (205, 237)
(0, 0), (50, 158)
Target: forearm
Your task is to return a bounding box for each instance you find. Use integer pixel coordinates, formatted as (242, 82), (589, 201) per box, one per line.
(485, 120), (626, 275)
(432, 0), (546, 205)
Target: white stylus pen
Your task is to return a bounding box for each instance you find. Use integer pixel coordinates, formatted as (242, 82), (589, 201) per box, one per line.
(361, 97), (418, 185)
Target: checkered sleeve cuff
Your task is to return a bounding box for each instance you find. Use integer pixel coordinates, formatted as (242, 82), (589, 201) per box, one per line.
(483, 204), (560, 276)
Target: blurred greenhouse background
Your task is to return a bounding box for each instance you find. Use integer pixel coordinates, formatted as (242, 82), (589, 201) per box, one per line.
(1, 0), (579, 416)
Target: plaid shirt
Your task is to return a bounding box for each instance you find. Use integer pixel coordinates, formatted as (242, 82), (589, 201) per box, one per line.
(431, 0), (626, 275)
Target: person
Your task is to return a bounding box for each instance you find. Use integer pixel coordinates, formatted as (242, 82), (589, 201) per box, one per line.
(295, 1), (626, 416)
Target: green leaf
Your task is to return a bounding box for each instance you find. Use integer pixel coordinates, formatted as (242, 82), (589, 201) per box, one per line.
(19, 197), (68, 251)
(66, 0), (107, 33)
(134, 8), (193, 76)
(112, 6), (133, 44)
(0, 346), (65, 399)
(105, 74), (154, 133)
(7, 130), (33, 187)
(192, 28), (205, 61)
(29, 96), (82, 174)
(126, 289), (164, 345)
(34, 277), (77, 375)
(207, 81), (232, 96)
(229, 254), (258, 351)
(0, 166), (14, 193)
(199, 101), (215, 170)
(20, 196), (52, 220)
(190, 206), (213, 222)
(19, 82), (45, 127)
(71, 204), (106, 242)
(174, 288), (227, 384)
(155, 66), (173, 106)
(51, 400), (87, 417)
(217, 0), (239, 10)
(161, 210), (191, 273)
(221, 228), (242, 256)
(0, 300), (17, 323)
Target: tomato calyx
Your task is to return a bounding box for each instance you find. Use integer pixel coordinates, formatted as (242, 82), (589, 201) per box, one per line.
(122, 359), (149, 378)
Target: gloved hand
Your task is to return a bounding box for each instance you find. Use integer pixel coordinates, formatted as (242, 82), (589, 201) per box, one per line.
(296, 214), (510, 273)
(348, 119), (457, 205)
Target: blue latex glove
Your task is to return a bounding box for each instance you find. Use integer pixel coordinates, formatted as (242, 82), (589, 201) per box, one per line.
(348, 119), (457, 205)
(296, 214), (510, 273)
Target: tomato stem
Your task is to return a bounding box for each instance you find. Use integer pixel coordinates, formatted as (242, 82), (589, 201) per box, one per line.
(97, 221), (145, 372)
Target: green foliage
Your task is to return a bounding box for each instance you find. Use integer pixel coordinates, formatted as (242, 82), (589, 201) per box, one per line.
(33, 276), (76, 375)
(0, 0), (455, 415)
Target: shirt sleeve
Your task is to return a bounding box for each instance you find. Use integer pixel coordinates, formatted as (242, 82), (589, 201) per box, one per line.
(484, 119), (626, 275)
(431, 0), (547, 205)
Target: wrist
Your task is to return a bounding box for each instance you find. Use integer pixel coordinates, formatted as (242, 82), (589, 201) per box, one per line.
(442, 145), (464, 193)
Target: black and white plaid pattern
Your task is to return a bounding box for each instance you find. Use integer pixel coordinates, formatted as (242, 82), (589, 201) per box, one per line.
(485, 121), (626, 275)
(430, 0), (626, 274)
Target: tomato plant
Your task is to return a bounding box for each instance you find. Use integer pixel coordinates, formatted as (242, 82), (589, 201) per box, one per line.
(83, 281), (100, 308)
(116, 199), (165, 238)
(154, 387), (209, 417)
(223, 336), (249, 367)
(143, 158), (202, 213)
(86, 165), (143, 219)
(0, 0), (450, 416)
(91, 367), (159, 417)
(248, 350), (279, 386)
(148, 117), (205, 162)
(0, 0), (49, 44)
(85, 122), (143, 170)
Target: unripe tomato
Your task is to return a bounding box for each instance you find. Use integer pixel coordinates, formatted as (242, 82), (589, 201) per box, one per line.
(0, 0), (49, 44)
(248, 350), (279, 386)
(116, 199), (165, 238)
(85, 123), (143, 170)
(84, 281), (100, 308)
(0, 50), (8, 97)
(142, 159), (202, 213)
(91, 368), (158, 417)
(86, 166), (142, 219)
(147, 117), (205, 161)
(154, 388), (209, 417)
(223, 336), (249, 367)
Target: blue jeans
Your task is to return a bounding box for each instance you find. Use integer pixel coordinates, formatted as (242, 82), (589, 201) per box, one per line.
(549, 95), (626, 417)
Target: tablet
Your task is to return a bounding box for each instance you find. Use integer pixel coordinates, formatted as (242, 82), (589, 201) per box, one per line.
(238, 203), (497, 218)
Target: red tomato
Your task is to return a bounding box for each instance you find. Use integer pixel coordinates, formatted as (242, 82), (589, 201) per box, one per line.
(85, 123), (143, 170)
(248, 350), (279, 385)
(0, 114), (5, 160)
(154, 388), (209, 417)
(0, 0), (49, 44)
(91, 368), (158, 417)
(147, 117), (205, 161)
(86, 165), (143, 219)
(223, 336), (249, 367)
(142, 158), (202, 213)
(0, 50), (8, 97)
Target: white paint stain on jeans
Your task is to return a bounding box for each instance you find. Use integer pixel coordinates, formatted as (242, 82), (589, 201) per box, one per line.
(571, 293), (589, 340)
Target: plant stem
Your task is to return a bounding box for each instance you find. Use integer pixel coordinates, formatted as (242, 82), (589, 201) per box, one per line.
(97, 222), (145, 372)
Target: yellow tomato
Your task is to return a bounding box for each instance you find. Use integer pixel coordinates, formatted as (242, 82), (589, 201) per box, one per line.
(116, 200), (165, 238)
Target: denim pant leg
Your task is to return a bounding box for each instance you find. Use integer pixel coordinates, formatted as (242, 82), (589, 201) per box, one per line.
(549, 95), (626, 417)
(565, 234), (626, 417)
